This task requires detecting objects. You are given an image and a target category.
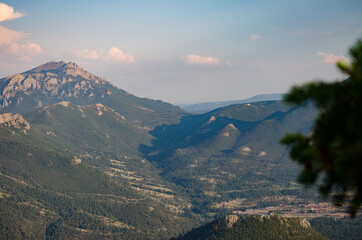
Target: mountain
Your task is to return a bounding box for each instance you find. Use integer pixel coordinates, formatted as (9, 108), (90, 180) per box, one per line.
(25, 101), (150, 154)
(0, 61), (185, 128)
(0, 62), (200, 239)
(1, 62), (356, 239)
(141, 101), (320, 217)
(23, 101), (193, 214)
(181, 93), (284, 113)
(174, 215), (326, 240)
(0, 104), (196, 240)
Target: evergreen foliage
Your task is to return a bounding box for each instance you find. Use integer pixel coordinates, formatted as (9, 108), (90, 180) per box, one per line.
(141, 101), (320, 217)
(174, 215), (326, 240)
(281, 40), (362, 216)
(310, 215), (362, 240)
(0, 108), (196, 240)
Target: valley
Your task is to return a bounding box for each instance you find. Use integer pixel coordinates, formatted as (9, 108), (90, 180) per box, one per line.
(235, 202), (349, 219)
(0, 61), (359, 239)
(1, 0), (361, 238)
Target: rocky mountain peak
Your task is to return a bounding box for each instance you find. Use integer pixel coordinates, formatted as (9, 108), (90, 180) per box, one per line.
(0, 61), (184, 128)
(24, 61), (97, 80)
(25, 61), (69, 73)
(0, 61), (111, 110)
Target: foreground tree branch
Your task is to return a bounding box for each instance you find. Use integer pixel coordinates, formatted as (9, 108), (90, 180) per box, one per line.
(281, 40), (362, 217)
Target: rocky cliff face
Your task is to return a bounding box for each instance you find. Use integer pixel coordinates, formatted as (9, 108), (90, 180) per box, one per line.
(216, 215), (240, 229)
(0, 113), (30, 132)
(0, 61), (110, 109)
(0, 61), (184, 127)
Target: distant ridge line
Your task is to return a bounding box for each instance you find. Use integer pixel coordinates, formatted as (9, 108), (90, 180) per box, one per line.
(181, 93), (284, 114)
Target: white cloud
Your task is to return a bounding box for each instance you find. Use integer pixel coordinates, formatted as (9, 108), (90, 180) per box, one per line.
(250, 34), (261, 40)
(8, 42), (41, 55)
(182, 54), (222, 65)
(0, 42), (42, 61)
(0, 4), (41, 63)
(0, 27), (41, 62)
(105, 47), (135, 63)
(0, 3), (24, 22)
(76, 49), (99, 59)
(0, 26), (28, 44)
(317, 51), (349, 64)
(0, 42), (42, 62)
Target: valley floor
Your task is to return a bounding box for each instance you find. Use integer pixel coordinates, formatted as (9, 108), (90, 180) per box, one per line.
(234, 202), (349, 219)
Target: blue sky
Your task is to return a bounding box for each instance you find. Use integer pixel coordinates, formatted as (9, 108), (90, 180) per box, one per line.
(0, 1), (361, 104)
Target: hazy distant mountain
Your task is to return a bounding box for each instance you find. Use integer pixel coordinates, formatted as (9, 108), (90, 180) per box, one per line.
(175, 215), (326, 240)
(181, 93), (284, 113)
(0, 61), (185, 128)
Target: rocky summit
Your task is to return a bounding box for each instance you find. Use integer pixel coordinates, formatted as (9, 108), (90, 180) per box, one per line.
(0, 61), (184, 128)
(0, 61), (109, 109)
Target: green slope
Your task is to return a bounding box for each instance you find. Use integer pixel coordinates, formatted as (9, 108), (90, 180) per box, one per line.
(141, 101), (320, 218)
(1, 62), (353, 239)
(309, 216), (362, 240)
(0, 95), (357, 239)
(174, 215), (326, 240)
(23, 102), (194, 214)
(25, 101), (151, 155)
(0, 109), (196, 239)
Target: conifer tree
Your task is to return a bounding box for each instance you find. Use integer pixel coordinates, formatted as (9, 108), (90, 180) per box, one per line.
(281, 40), (362, 217)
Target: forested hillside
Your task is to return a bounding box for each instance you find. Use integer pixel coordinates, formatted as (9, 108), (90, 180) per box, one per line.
(142, 101), (320, 218)
(0, 111), (196, 239)
(174, 215), (326, 240)
(0, 62), (358, 239)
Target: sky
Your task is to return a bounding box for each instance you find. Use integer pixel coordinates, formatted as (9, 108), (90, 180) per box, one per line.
(0, 1), (361, 105)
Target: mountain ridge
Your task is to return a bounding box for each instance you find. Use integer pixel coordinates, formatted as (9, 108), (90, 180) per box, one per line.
(0, 99), (196, 239)
(1, 61), (353, 239)
(140, 100), (320, 218)
(0, 61), (185, 128)
(181, 93), (284, 114)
